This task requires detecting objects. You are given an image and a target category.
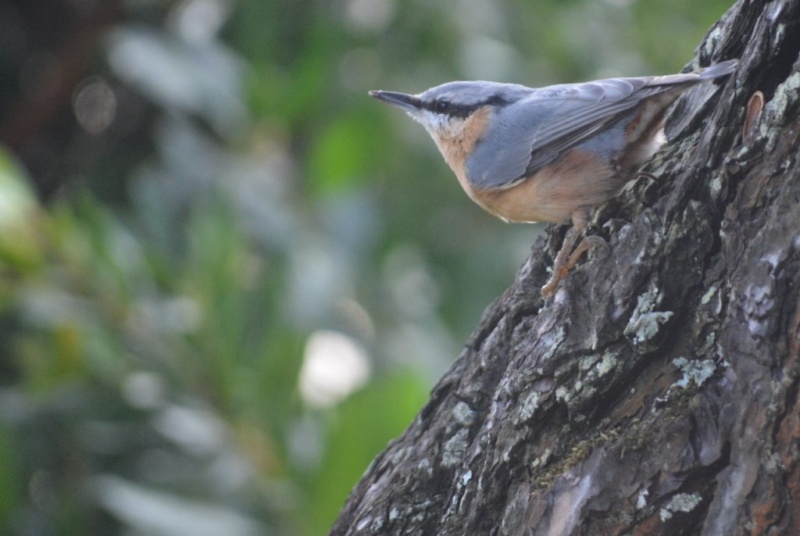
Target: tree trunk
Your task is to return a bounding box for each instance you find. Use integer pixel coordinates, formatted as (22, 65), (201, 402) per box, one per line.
(331, 0), (800, 533)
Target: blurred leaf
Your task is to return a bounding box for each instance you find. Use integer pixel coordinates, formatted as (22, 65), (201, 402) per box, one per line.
(93, 475), (264, 536)
(307, 112), (386, 194)
(17, 324), (86, 394)
(0, 146), (36, 230)
(107, 26), (247, 137)
(0, 420), (19, 531)
(0, 146), (41, 276)
(309, 370), (428, 534)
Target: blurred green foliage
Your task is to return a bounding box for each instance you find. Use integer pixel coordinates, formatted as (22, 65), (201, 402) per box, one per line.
(0, 0), (731, 534)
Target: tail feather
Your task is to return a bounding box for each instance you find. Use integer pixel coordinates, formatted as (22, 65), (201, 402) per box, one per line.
(698, 59), (739, 80)
(647, 59), (738, 89)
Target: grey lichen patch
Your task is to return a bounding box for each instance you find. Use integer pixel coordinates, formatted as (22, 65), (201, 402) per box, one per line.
(596, 352), (618, 377)
(388, 445), (410, 465)
(761, 71), (800, 142)
(452, 401), (477, 426)
(539, 325), (567, 361)
(360, 514), (386, 532)
(659, 492), (702, 521)
(581, 350), (619, 383)
(517, 390), (545, 423)
(743, 281), (777, 337)
(410, 511), (428, 525)
(709, 174), (724, 200)
(552, 377), (598, 412)
(579, 355), (599, 372)
(446, 470), (474, 516)
(442, 428), (469, 467)
(530, 447), (553, 470)
(615, 218), (663, 266)
(459, 469), (472, 486)
(700, 285), (718, 306)
(666, 200), (708, 251)
(627, 311), (673, 344)
(637, 488), (649, 509)
(416, 457), (434, 478)
(697, 330), (717, 355)
(698, 283), (723, 323)
(701, 26), (724, 57)
(624, 283), (673, 345)
(672, 357), (717, 389)
(773, 22), (786, 44)
(578, 383), (597, 403)
(555, 385), (571, 404)
(550, 351), (621, 415)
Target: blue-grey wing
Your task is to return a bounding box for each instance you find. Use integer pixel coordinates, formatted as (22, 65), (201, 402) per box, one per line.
(466, 73), (702, 190)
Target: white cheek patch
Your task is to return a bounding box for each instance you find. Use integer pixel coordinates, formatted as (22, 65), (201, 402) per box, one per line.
(409, 109), (461, 138)
(407, 109), (435, 128)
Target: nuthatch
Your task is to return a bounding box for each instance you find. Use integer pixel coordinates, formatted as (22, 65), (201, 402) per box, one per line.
(370, 59), (738, 296)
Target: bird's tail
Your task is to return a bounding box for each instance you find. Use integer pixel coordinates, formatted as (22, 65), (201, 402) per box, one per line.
(698, 59), (739, 80)
(648, 59), (738, 89)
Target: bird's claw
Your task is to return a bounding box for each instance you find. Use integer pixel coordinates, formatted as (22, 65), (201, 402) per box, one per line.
(541, 233), (608, 298)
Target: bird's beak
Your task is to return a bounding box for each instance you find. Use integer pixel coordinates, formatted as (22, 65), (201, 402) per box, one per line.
(368, 90), (421, 113)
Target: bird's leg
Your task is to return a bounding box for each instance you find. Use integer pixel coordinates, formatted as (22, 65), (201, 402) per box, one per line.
(566, 234), (607, 269)
(541, 206), (607, 298)
(541, 225), (582, 298)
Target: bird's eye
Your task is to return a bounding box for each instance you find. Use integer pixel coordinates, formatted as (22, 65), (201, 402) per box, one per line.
(435, 100), (450, 113)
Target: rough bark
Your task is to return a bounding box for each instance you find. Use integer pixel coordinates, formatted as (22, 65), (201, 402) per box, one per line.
(331, 0), (800, 534)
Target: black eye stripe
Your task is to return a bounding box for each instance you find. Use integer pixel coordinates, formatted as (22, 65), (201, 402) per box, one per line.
(424, 99), (469, 118)
(422, 95), (510, 118)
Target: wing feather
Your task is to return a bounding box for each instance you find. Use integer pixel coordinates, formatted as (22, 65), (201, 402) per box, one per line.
(467, 73), (708, 190)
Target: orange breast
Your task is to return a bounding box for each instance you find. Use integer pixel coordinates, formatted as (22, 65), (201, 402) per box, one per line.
(466, 149), (619, 225)
(432, 112), (625, 225)
(430, 108), (495, 205)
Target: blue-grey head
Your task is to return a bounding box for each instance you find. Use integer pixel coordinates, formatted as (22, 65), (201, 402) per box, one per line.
(369, 81), (530, 139)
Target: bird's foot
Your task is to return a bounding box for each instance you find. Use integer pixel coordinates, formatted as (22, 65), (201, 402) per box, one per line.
(541, 230), (608, 298)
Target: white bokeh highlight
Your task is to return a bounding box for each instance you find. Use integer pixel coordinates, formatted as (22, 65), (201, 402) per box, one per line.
(299, 330), (371, 408)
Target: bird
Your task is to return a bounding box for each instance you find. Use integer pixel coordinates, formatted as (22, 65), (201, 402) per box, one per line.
(369, 59), (738, 296)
